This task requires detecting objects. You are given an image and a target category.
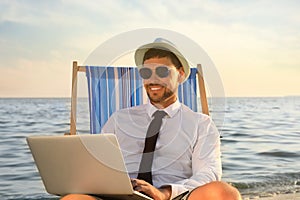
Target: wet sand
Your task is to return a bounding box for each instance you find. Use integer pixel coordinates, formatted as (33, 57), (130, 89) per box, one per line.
(243, 192), (300, 200)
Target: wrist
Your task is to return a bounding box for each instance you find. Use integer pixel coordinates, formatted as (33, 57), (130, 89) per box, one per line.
(159, 185), (172, 200)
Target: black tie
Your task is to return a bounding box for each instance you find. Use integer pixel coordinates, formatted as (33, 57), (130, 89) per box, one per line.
(137, 110), (167, 184)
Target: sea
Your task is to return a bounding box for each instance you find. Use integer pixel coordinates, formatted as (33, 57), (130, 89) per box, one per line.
(0, 97), (299, 200)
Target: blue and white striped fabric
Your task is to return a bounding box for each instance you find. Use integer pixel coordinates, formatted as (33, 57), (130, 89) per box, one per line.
(178, 68), (198, 112)
(86, 66), (198, 134)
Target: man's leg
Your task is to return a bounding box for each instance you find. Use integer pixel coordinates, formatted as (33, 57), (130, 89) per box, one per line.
(187, 181), (242, 200)
(60, 182), (241, 200)
(60, 194), (103, 200)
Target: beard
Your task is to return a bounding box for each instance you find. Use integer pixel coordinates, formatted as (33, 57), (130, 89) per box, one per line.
(145, 84), (176, 104)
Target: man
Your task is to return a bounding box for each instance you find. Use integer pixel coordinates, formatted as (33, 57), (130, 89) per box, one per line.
(62, 38), (241, 200)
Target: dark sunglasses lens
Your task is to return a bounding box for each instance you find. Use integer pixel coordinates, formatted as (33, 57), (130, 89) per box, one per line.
(139, 68), (152, 79)
(156, 66), (169, 78)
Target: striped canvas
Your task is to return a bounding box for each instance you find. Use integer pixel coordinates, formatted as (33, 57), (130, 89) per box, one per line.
(86, 66), (198, 134)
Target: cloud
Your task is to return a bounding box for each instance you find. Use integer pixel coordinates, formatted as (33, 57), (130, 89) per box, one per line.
(0, 0), (299, 97)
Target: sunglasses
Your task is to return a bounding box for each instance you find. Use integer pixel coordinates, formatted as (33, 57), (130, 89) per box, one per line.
(139, 66), (170, 79)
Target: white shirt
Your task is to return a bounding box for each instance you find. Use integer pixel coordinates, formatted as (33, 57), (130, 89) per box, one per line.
(101, 100), (222, 199)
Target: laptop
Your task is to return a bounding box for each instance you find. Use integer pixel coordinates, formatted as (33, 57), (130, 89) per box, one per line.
(26, 134), (153, 200)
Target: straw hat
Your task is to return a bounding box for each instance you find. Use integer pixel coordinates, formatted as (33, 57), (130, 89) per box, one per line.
(134, 38), (190, 82)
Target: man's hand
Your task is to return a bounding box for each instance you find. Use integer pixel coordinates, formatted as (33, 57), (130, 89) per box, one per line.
(131, 179), (171, 200)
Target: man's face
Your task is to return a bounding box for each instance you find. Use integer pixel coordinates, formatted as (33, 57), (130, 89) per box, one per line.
(141, 57), (184, 108)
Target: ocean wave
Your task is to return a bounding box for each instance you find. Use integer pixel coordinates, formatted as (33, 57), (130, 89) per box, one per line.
(231, 172), (300, 196)
(257, 150), (299, 158)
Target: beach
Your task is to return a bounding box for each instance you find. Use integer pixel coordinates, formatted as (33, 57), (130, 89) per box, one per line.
(244, 192), (300, 200)
(0, 97), (299, 199)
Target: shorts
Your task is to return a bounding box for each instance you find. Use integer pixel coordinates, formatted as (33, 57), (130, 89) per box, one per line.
(91, 190), (191, 200)
(173, 190), (190, 200)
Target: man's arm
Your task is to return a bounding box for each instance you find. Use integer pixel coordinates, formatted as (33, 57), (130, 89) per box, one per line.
(165, 117), (222, 199)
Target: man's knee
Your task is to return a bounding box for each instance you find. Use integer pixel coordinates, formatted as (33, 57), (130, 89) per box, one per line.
(188, 181), (242, 200)
(60, 194), (99, 200)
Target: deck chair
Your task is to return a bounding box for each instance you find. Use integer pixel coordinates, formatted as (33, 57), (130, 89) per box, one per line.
(69, 61), (209, 135)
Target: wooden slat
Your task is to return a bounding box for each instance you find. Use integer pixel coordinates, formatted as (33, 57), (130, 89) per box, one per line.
(69, 61), (78, 135)
(78, 66), (86, 72)
(197, 64), (209, 115)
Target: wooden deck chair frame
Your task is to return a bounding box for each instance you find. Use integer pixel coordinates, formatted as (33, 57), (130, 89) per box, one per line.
(68, 61), (209, 135)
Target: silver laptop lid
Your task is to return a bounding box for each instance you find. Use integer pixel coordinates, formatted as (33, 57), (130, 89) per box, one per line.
(26, 134), (134, 196)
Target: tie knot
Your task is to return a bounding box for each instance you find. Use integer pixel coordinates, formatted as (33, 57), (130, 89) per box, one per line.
(152, 110), (167, 119)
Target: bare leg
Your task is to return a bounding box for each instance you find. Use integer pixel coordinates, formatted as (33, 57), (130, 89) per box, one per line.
(60, 194), (102, 200)
(188, 181), (242, 200)
(59, 182), (241, 200)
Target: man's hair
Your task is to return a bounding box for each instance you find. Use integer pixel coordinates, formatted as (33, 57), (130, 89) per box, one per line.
(143, 48), (182, 69)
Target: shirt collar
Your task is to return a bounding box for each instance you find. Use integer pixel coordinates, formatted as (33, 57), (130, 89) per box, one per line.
(146, 100), (181, 118)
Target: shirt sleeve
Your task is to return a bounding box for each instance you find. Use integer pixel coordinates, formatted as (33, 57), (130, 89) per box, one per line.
(166, 116), (222, 199)
(101, 112), (116, 133)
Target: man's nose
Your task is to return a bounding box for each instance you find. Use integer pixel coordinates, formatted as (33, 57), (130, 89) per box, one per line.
(146, 70), (161, 82)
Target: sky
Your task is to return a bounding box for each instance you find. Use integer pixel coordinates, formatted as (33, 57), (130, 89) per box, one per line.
(0, 0), (299, 97)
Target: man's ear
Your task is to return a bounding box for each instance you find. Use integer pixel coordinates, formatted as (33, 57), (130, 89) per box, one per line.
(178, 68), (185, 83)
